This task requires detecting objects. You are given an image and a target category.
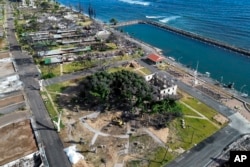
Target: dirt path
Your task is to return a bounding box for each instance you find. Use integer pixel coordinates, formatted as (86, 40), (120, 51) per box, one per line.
(80, 112), (129, 146)
(47, 91), (69, 96)
(180, 101), (220, 128)
(180, 101), (206, 119)
(142, 128), (166, 148)
(184, 115), (207, 119)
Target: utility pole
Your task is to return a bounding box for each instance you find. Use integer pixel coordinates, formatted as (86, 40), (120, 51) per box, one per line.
(191, 130), (195, 144)
(193, 61), (199, 86)
(53, 111), (62, 132)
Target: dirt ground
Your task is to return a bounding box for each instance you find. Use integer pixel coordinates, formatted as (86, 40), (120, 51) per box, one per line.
(60, 113), (95, 148)
(60, 110), (129, 166)
(59, 108), (167, 166)
(86, 112), (122, 131)
(0, 119), (37, 165)
(213, 114), (229, 125)
(0, 94), (24, 108)
(73, 160), (95, 167)
(56, 82), (170, 166)
(148, 127), (169, 143)
(0, 62), (15, 78)
(0, 39), (6, 51)
(0, 52), (9, 59)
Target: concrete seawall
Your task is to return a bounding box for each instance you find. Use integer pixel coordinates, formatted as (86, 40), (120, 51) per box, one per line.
(115, 20), (250, 57)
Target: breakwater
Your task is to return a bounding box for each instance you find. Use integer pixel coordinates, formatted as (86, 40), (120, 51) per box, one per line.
(114, 20), (250, 57)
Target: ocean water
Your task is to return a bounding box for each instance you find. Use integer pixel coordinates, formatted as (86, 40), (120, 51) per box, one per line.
(58, 0), (250, 50)
(121, 24), (250, 93)
(57, 0), (250, 94)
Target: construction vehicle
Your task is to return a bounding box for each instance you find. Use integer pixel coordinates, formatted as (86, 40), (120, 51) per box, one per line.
(111, 116), (125, 127)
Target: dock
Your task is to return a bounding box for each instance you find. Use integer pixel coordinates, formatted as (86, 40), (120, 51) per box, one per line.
(112, 20), (250, 57)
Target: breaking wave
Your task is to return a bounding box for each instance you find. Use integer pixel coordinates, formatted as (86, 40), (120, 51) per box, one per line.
(146, 15), (164, 19)
(159, 16), (181, 23)
(118, 0), (150, 6)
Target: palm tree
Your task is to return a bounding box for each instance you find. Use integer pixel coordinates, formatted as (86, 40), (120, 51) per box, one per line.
(110, 18), (118, 25)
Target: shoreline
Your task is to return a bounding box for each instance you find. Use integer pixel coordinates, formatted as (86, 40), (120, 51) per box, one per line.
(56, 2), (249, 101)
(112, 20), (250, 57)
(58, 2), (250, 56)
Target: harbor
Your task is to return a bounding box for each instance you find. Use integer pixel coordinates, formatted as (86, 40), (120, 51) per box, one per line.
(115, 21), (250, 95)
(113, 20), (250, 57)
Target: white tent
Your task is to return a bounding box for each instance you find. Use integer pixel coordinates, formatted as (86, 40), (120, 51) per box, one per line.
(64, 145), (84, 164)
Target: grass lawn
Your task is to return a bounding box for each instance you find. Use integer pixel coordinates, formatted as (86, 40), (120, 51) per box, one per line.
(78, 20), (92, 26)
(111, 54), (142, 62)
(182, 96), (218, 120)
(177, 102), (199, 117)
(149, 147), (175, 167)
(134, 70), (146, 76)
(60, 44), (76, 49)
(41, 91), (65, 129)
(40, 64), (61, 78)
(149, 98), (220, 166)
(17, 20), (26, 25)
(168, 117), (218, 150)
(62, 60), (96, 74)
(107, 66), (133, 73)
(46, 81), (71, 93)
(139, 67), (151, 75)
(44, 81), (72, 117)
(105, 43), (117, 49)
(149, 117), (219, 166)
(157, 63), (168, 70)
(40, 60), (95, 78)
(41, 91), (58, 118)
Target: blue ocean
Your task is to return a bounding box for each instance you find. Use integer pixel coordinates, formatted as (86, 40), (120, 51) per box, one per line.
(58, 0), (250, 94)
(58, 0), (250, 50)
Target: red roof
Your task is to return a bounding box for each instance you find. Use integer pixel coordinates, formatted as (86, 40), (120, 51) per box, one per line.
(147, 53), (164, 62)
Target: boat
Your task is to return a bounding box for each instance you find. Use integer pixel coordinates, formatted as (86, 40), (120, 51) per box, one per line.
(168, 56), (175, 61)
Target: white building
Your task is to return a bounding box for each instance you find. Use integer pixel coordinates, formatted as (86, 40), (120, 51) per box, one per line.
(144, 71), (178, 100)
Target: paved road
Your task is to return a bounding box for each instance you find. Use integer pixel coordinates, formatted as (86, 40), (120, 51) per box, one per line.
(167, 126), (240, 167)
(6, 3), (71, 167)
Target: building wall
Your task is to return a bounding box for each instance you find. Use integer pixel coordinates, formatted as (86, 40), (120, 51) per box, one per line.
(145, 72), (178, 97)
(160, 85), (177, 95)
(144, 73), (154, 82)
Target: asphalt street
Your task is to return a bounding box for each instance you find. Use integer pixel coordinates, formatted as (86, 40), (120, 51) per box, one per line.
(167, 126), (240, 167)
(6, 3), (71, 167)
